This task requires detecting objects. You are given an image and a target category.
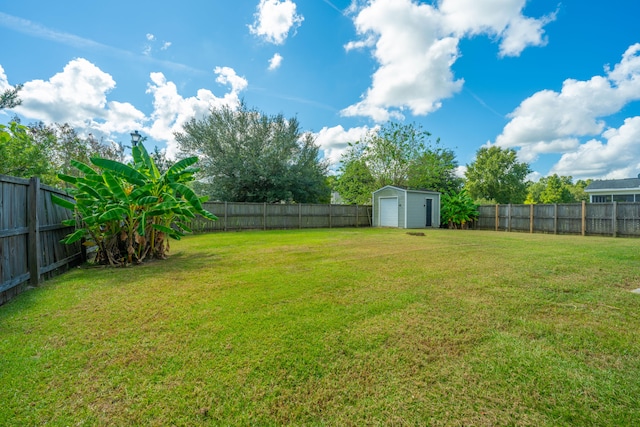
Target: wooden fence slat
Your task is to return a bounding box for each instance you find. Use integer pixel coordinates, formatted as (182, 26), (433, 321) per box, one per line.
(0, 273), (30, 293)
(0, 227), (29, 238)
(28, 177), (41, 286)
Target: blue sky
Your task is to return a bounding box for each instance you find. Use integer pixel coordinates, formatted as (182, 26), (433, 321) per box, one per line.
(1, 0), (639, 181)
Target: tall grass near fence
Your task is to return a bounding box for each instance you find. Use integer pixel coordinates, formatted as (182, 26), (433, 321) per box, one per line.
(1, 229), (639, 426)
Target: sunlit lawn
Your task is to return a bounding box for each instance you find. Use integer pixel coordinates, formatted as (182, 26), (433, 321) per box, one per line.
(1, 228), (640, 426)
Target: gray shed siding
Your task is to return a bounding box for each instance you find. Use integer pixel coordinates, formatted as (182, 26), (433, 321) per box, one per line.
(372, 186), (440, 229)
(405, 191), (441, 228)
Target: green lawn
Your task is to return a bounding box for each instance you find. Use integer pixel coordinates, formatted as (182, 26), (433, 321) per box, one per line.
(1, 228), (640, 426)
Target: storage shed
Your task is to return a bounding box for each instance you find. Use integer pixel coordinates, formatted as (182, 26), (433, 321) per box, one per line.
(372, 186), (441, 229)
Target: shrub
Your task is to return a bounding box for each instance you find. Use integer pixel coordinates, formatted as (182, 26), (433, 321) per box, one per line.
(52, 144), (217, 266)
(441, 190), (478, 229)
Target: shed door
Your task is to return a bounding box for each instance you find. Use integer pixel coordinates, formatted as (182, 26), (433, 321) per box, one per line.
(380, 198), (398, 227)
(425, 198), (433, 227)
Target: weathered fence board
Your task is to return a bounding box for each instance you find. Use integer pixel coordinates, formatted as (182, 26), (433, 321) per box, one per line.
(0, 175), (82, 306)
(190, 202), (371, 233)
(477, 202), (640, 237)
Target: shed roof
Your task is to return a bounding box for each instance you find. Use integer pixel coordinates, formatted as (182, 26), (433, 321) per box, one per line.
(372, 185), (440, 195)
(585, 178), (640, 192)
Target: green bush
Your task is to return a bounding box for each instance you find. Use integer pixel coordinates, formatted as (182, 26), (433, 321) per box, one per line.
(441, 189), (478, 229)
(52, 144), (216, 266)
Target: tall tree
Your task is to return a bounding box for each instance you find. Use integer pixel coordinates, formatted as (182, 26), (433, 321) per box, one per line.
(360, 122), (428, 188)
(0, 121), (55, 181)
(465, 146), (531, 204)
(525, 175), (591, 204)
(407, 143), (463, 194)
(333, 156), (376, 204)
(335, 122), (460, 202)
(24, 122), (125, 185)
(175, 102), (330, 203)
(540, 174), (573, 203)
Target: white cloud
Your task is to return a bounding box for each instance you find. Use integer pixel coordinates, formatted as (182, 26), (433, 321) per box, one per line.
(249, 0), (304, 45)
(146, 67), (248, 158)
(494, 43), (640, 176)
(313, 124), (373, 167)
(498, 13), (554, 57)
(213, 66), (248, 94)
(13, 58), (146, 135)
(550, 117), (640, 179)
(343, 0), (554, 122)
(5, 58), (246, 159)
(439, 0), (555, 57)
(268, 53), (283, 70)
(144, 34), (172, 56)
(0, 64), (10, 91)
(342, 0), (462, 122)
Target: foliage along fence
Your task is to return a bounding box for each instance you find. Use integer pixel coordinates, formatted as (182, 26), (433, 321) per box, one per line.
(477, 201), (640, 237)
(0, 175), (82, 306)
(190, 202), (372, 232)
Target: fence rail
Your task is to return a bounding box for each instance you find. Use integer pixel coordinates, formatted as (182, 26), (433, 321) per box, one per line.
(190, 202), (372, 232)
(477, 201), (640, 237)
(1, 175), (82, 306)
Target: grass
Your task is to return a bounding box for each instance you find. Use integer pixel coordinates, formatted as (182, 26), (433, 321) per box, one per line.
(1, 228), (640, 426)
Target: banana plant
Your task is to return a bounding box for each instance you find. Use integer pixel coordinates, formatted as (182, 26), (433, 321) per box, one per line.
(441, 190), (479, 229)
(52, 144), (217, 266)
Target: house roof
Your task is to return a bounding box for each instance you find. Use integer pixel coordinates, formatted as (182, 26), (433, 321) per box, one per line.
(585, 178), (640, 192)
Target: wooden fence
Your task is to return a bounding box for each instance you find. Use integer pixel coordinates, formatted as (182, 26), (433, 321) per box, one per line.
(190, 202), (372, 232)
(477, 201), (640, 237)
(0, 175), (82, 306)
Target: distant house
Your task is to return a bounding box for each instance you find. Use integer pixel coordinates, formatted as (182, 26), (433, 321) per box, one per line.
(585, 176), (640, 203)
(372, 186), (441, 228)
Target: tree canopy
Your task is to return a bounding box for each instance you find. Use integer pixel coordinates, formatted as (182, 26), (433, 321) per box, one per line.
(334, 122), (461, 204)
(175, 102), (330, 203)
(525, 175), (591, 204)
(0, 84), (23, 110)
(464, 146), (531, 204)
(0, 120), (125, 186)
(0, 121), (54, 181)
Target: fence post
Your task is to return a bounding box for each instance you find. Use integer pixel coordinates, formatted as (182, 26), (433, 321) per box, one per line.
(224, 201), (228, 232)
(495, 204), (499, 231)
(263, 203), (267, 231)
(581, 201), (586, 236)
(329, 204), (332, 229)
(613, 201), (617, 237)
(28, 177), (41, 286)
(356, 204), (359, 228)
(529, 204), (534, 234)
(508, 204), (512, 232)
(554, 204), (558, 235)
(299, 203), (302, 229)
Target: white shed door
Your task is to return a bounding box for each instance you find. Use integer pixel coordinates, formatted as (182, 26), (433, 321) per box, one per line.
(380, 198), (398, 227)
